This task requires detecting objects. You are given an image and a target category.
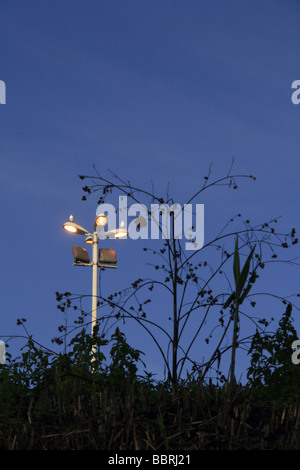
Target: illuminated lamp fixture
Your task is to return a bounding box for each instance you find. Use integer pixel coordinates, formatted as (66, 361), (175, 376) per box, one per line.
(99, 221), (128, 239)
(94, 213), (108, 230)
(84, 235), (93, 244)
(63, 216), (90, 236)
(62, 212), (127, 361)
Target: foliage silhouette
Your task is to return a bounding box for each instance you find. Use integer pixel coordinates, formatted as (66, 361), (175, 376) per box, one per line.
(54, 162), (300, 388)
(224, 236), (256, 384)
(247, 302), (300, 401)
(2, 321), (300, 449)
(2, 163), (300, 449)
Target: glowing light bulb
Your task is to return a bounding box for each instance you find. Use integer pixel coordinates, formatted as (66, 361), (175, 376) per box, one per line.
(95, 214), (108, 227)
(64, 224), (77, 233)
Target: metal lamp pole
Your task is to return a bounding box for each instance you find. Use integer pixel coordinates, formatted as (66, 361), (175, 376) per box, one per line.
(63, 214), (127, 363)
(91, 230), (99, 358)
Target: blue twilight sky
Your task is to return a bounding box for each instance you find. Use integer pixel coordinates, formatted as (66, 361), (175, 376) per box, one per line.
(1, 0), (300, 381)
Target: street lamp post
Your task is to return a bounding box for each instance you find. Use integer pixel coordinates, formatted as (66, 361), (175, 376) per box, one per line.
(0, 340), (5, 365)
(62, 214), (127, 361)
(91, 230), (98, 350)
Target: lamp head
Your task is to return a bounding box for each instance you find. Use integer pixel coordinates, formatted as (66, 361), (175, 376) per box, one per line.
(63, 223), (77, 233)
(114, 229), (128, 238)
(114, 220), (127, 238)
(84, 235), (93, 244)
(94, 213), (108, 230)
(63, 220), (90, 236)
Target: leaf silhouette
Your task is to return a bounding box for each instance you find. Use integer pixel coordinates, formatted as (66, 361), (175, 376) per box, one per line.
(236, 244), (255, 299)
(233, 237), (240, 286)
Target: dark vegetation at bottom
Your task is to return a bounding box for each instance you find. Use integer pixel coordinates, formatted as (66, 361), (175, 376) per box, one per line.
(1, 318), (300, 451)
(2, 375), (300, 450)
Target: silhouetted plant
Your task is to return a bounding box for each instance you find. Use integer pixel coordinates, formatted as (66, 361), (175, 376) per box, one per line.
(2, 304), (300, 448)
(247, 302), (300, 401)
(58, 162), (300, 388)
(223, 236), (256, 384)
(107, 327), (146, 383)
